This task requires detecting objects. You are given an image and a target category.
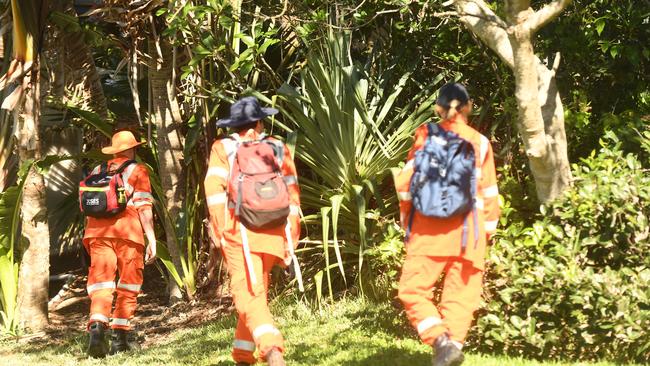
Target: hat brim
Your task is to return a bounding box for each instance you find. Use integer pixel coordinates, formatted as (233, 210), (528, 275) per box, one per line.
(216, 107), (279, 128)
(101, 141), (145, 155)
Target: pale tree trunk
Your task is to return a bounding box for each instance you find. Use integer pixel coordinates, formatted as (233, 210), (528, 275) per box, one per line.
(147, 38), (187, 301)
(15, 61), (50, 332)
(454, 0), (572, 202)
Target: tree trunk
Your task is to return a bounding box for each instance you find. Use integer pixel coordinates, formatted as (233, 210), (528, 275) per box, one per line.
(16, 62), (50, 332)
(147, 38), (187, 301)
(455, 0), (572, 202)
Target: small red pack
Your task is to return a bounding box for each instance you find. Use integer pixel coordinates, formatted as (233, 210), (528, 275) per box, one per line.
(228, 139), (290, 229)
(79, 160), (136, 218)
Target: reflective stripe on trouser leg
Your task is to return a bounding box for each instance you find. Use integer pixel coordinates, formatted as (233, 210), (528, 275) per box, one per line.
(87, 238), (118, 329)
(438, 260), (484, 343)
(398, 255), (449, 345)
(112, 239), (144, 330)
(232, 312), (256, 364)
(284, 222), (304, 292)
(239, 223), (258, 286)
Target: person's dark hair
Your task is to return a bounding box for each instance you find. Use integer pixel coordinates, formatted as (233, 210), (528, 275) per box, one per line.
(436, 83), (470, 119)
(232, 120), (260, 133)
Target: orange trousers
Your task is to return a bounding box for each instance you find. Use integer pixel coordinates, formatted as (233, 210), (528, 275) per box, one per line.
(223, 242), (284, 364)
(86, 238), (144, 330)
(398, 255), (483, 346)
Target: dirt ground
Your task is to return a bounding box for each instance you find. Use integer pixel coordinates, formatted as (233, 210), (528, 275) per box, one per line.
(31, 265), (233, 348)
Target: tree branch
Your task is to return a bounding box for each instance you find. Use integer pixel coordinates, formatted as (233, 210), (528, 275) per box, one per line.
(526, 0), (573, 32)
(454, 0), (514, 69)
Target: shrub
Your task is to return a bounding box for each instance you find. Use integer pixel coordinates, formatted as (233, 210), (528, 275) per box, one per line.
(472, 132), (650, 364)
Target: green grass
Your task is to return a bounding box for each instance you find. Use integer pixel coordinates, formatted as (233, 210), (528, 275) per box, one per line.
(0, 298), (622, 366)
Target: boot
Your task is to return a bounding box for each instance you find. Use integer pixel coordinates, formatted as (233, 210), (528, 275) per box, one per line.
(265, 347), (286, 366)
(86, 322), (109, 358)
(109, 328), (139, 355)
(432, 333), (464, 366)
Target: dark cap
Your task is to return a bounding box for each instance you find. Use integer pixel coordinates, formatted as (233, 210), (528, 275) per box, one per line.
(216, 96), (279, 128)
(436, 83), (470, 109)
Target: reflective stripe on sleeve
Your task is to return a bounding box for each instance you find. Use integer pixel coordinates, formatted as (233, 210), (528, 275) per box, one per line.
(474, 168), (482, 180)
(252, 324), (281, 340)
(397, 191), (412, 201)
(87, 281), (115, 295)
(404, 159), (414, 169)
(233, 339), (256, 352)
(283, 175), (298, 185)
(475, 198), (484, 210)
(290, 205), (300, 216)
(206, 166), (229, 180)
(132, 192), (153, 200)
(207, 192), (227, 206)
(417, 317), (443, 335)
(482, 185), (499, 198)
(112, 318), (130, 327)
(479, 134), (489, 166)
(90, 313), (110, 323)
(117, 282), (142, 293)
(485, 219), (498, 232)
(133, 201), (152, 208)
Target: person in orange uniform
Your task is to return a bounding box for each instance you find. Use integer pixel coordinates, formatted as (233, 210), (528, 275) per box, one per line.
(204, 97), (301, 366)
(395, 83), (500, 366)
(83, 130), (156, 357)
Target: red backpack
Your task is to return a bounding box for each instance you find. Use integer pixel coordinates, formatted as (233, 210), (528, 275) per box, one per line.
(228, 138), (290, 229)
(79, 160), (136, 218)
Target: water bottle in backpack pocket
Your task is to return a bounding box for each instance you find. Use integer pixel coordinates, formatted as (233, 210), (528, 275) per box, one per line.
(407, 123), (478, 250)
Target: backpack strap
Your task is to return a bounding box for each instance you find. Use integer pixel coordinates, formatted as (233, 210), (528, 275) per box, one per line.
(114, 159), (137, 173)
(100, 162), (108, 174)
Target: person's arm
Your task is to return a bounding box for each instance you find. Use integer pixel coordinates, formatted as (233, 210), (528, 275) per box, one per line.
(396, 125), (428, 231)
(131, 164), (156, 263)
(478, 135), (500, 240)
(138, 207), (157, 264)
(281, 144), (301, 250)
(204, 140), (229, 246)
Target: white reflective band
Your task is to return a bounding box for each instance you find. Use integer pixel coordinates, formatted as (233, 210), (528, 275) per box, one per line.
(404, 159), (414, 169)
(474, 168), (482, 179)
(117, 283), (142, 292)
(417, 317), (443, 334)
(90, 313), (110, 323)
(397, 191), (412, 201)
(233, 339), (256, 352)
(133, 191), (153, 200)
(475, 198), (484, 210)
(112, 318), (130, 327)
(283, 175), (298, 185)
(87, 281), (115, 294)
(207, 193), (227, 206)
(479, 134), (489, 166)
(122, 163), (138, 195)
(133, 201), (152, 207)
(483, 185), (499, 198)
(485, 220), (498, 232)
(206, 166), (229, 180)
(253, 324), (280, 340)
(289, 205), (300, 216)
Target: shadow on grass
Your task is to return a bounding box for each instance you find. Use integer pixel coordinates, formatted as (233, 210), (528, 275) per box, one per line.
(340, 345), (430, 366)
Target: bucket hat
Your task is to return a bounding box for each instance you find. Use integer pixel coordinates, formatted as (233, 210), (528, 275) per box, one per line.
(436, 83), (470, 109)
(216, 96), (278, 128)
(101, 130), (144, 155)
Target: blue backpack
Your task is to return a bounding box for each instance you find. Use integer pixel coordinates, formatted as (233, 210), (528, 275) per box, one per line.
(407, 123), (478, 251)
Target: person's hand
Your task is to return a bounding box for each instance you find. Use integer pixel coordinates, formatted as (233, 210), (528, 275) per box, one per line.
(145, 241), (157, 265)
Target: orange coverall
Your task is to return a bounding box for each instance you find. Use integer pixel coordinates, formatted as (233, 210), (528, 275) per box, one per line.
(204, 130), (301, 364)
(395, 115), (500, 346)
(83, 157), (154, 330)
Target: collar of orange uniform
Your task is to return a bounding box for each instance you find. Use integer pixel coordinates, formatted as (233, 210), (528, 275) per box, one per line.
(235, 129), (264, 142)
(439, 114), (468, 128)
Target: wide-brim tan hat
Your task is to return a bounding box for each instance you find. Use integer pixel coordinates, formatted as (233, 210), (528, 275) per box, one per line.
(101, 130), (145, 154)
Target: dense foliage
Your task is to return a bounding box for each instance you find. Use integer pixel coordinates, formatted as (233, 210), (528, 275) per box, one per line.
(472, 131), (650, 363)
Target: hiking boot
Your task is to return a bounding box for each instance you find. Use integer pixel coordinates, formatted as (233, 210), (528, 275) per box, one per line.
(265, 347), (286, 366)
(109, 329), (139, 355)
(432, 333), (464, 366)
(86, 322), (109, 358)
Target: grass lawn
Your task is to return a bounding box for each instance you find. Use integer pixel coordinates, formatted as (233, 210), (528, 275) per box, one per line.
(0, 298), (624, 366)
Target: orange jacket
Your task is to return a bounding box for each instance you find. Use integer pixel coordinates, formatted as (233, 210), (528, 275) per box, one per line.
(394, 115), (500, 269)
(204, 130), (301, 261)
(83, 157), (154, 248)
